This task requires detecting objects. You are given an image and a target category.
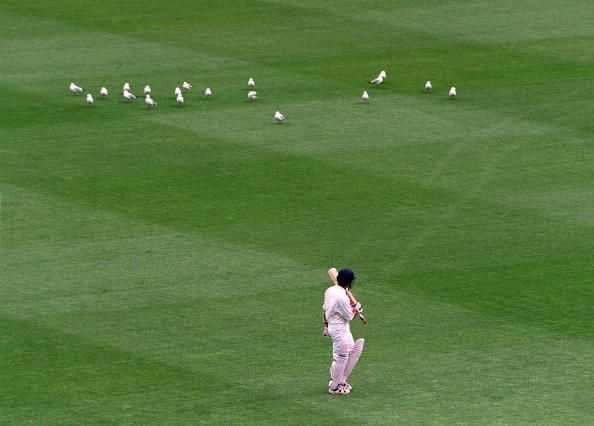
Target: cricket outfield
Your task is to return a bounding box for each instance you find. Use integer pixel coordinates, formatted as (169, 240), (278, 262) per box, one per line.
(1, 0), (593, 424)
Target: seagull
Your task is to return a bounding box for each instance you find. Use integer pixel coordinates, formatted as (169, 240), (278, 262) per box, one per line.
(176, 93), (184, 104)
(448, 86), (457, 98)
(123, 90), (136, 101)
(248, 90), (257, 101)
(123, 82), (131, 93)
(369, 70), (387, 86)
(174, 86), (182, 97)
(85, 93), (94, 105)
(100, 87), (109, 97)
(182, 81), (192, 92)
(69, 82), (83, 94)
(248, 78), (256, 89)
(144, 85), (152, 95)
(145, 94), (157, 108)
(274, 111), (286, 123)
(361, 90), (369, 102)
(204, 87), (213, 97)
(424, 81), (432, 92)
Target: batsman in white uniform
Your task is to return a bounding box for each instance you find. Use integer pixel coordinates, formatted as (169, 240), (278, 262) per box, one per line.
(323, 268), (365, 395)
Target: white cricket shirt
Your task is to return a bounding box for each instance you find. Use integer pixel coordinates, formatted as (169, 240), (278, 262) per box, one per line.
(323, 285), (355, 325)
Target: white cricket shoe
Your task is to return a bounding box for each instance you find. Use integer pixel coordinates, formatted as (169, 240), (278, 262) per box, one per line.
(123, 82), (131, 93)
(85, 93), (94, 105)
(424, 81), (432, 92)
(247, 90), (257, 101)
(100, 87), (109, 97)
(361, 90), (369, 102)
(328, 380), (352, 392)
(204, 87), (213, 97)
(248, 77), (256, 89)
(328, 383), (351, 395)
(182, 81), (192, 92)
(174, 86), (182, 97)
(144, 85), (152, 95)
(176, 93), (184, 104)
(448, 86), (457, 98)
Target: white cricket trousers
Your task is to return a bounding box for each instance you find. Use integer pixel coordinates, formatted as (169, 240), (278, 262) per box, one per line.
(328, 323), (364, 389)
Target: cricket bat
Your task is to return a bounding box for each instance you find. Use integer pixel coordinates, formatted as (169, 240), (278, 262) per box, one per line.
(327, 268), (368, 325)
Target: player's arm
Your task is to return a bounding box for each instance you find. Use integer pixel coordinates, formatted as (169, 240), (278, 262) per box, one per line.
(322, 311), (329, 336)
(321, 292), (329, 336)
(346, 289), (368, 325)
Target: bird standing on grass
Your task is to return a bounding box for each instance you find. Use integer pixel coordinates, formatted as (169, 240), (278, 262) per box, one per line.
(182, 81), (192, 92)
(274, 111), (286, 123)
(145, 94), (157, 108)
(369, 70), (387, 86)
(69, 82), (83, 94)
(123, 90), (136, 101)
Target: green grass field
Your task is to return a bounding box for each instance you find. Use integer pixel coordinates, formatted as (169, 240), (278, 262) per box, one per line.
(1, 0), (593, 424)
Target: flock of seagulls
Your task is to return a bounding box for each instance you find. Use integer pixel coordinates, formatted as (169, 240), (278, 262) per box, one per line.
(362, 70), (457, 100)
(68, 70), (457, 124)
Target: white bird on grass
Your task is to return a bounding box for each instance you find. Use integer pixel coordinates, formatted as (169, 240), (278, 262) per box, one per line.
(123, 82), (131, 93)
(204, 87), (213, 97)
(100, 87), (109, 97)
(274, 111), (286, 123)
(182, 81), (192, 92)
(69, 82), (83, 94)
(176, 93), (184, 104)
(248, 78), (256, 89)
(174, 86), (182, 97)
(448, 86), (457, 98)
(144, 85), (152, 95)
(145, 94), (157, 108)
(248, 90), (257, 101)
(85, 93), (94, 105)
(369, 70), (387, 86)
(424, 81), (432, 92)
(361, 90), (369, 102)
(123, 90), (136, 101)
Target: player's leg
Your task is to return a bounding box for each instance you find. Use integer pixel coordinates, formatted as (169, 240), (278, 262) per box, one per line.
(343, 338), (365, 384)
(329, 329), (354, 392)
(329, 352), (350, 394)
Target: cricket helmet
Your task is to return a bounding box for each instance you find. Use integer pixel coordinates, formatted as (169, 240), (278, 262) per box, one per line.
(337, 268), (355, 287)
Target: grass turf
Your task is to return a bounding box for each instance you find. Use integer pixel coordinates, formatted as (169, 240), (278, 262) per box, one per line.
(1, 0), (593, 424)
